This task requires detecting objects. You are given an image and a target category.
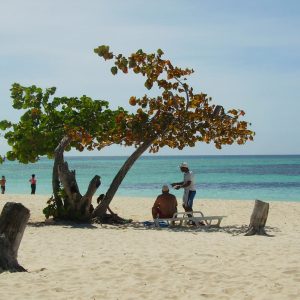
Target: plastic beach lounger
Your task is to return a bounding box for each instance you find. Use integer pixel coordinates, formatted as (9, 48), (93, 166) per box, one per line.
(154, 211), (226, 228)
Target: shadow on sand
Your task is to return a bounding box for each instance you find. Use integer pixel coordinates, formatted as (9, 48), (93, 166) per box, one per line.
(27, 220), (279, 236)
(27, 220), (98, 229)
(96, 222), (279, 236)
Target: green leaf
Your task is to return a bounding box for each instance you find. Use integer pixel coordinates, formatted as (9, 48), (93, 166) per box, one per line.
(128, 58), (136, 68)
(111, 66), (118, 75)
(0, 120), (12, 130)
(157, 49), (164, 56)
(144, 79), (153, 90)
(94, 45), (107, 55)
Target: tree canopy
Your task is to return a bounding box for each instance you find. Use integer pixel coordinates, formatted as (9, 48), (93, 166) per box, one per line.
(92, 45), (254, 216)
(0, 46), (254, 221)
(94, 45), (254, 153)
(0, 83), (127, 163)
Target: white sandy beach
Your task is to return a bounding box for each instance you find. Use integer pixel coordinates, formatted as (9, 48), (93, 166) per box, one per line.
(0, 194), (300, 300)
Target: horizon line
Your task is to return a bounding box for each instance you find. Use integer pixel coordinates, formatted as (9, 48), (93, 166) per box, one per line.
(63, 154), (300, 157)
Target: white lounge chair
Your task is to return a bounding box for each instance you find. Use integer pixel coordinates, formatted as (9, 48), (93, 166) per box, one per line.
(154, 211), (226, 228)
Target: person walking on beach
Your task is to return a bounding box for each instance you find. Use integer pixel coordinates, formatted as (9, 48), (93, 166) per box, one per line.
(152, 185), (178, 219)
(1, 175), (6, 194)
(171, 162), (196, 215)
(29, 174), (37, 194)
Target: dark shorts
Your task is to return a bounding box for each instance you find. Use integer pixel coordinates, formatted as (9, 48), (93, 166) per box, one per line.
(31, 184), (36, 194)
(1, 186), (5, 194)
(186, 190), (196, 208)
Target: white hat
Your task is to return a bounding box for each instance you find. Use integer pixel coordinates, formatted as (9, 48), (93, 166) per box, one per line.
(180, 162), (189, 168)
(162, 184), (169, 192)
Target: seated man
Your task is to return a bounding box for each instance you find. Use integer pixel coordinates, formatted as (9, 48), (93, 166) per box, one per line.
(152, 185), (178, 219)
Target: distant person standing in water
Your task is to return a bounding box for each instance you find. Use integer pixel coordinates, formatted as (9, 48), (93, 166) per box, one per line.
(1, 175), (6, 194)
(29, 174), (37, 194)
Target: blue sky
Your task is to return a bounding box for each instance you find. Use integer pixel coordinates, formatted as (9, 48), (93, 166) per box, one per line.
(1, 0), (299, 156)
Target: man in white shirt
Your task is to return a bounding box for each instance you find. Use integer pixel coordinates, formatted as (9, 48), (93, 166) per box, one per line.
(171, 162), (196, 214)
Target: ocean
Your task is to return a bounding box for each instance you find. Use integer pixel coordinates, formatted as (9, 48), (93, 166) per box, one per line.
(0, 155), (300, 202)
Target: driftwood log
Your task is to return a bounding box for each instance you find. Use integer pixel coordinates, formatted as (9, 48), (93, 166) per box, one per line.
(0, 202), (30, 272)
(245, 199), (269, 236)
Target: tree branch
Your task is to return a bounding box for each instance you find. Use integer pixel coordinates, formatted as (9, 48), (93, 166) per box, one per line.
(79, 175), (101, 216)
(174, 77), (190, 110)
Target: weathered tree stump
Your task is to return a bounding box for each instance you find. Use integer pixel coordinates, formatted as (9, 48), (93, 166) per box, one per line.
(47, 135), (101, 221)
(245, 199), (269, 236)
(0, 202), (30, 272)
(57, 160), (101, 221)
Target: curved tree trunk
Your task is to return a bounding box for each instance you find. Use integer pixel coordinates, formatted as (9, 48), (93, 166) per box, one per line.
(0, 202), (30, 273)
(245, 199), (269, 236)
(80, 175), (101, 217)
(93, 138), (154, 218)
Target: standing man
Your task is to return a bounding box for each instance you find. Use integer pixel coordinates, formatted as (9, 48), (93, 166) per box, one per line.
(171, 162), (196, 214)
(1, 175), (6, 194)
(29, 174), (37, 194)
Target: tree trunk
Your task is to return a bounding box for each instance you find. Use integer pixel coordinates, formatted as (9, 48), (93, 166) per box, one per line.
(58, 161), (82, 210)
(0, 202), (30, 273)
(93, 138), (154, 218)
(245, 199), (269, 236)
(52, 160), (60, 199)
(49, 135), (101, 221)
(79, 175), (101, 217)
(57, 160), (101, 221)
(52, 136), (71, 208)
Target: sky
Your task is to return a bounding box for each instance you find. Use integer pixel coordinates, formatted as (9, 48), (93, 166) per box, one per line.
(0, 0), (299, 156)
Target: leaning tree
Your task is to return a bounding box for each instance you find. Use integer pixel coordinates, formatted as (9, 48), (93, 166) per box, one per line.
(1, 47), (254, 222)
(92, 46), (255, 217)
(0, 83), (128, 221)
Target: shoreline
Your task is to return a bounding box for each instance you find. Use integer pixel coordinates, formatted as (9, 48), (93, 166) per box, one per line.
(0, 195), (300, 299)
(1, 193), (299, 203)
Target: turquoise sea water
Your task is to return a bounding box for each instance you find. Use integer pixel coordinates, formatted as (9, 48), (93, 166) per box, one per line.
(0, 155), (300, 201)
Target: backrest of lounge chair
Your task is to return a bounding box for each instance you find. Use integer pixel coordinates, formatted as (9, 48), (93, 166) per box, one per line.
(174, 211), (205, 218)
